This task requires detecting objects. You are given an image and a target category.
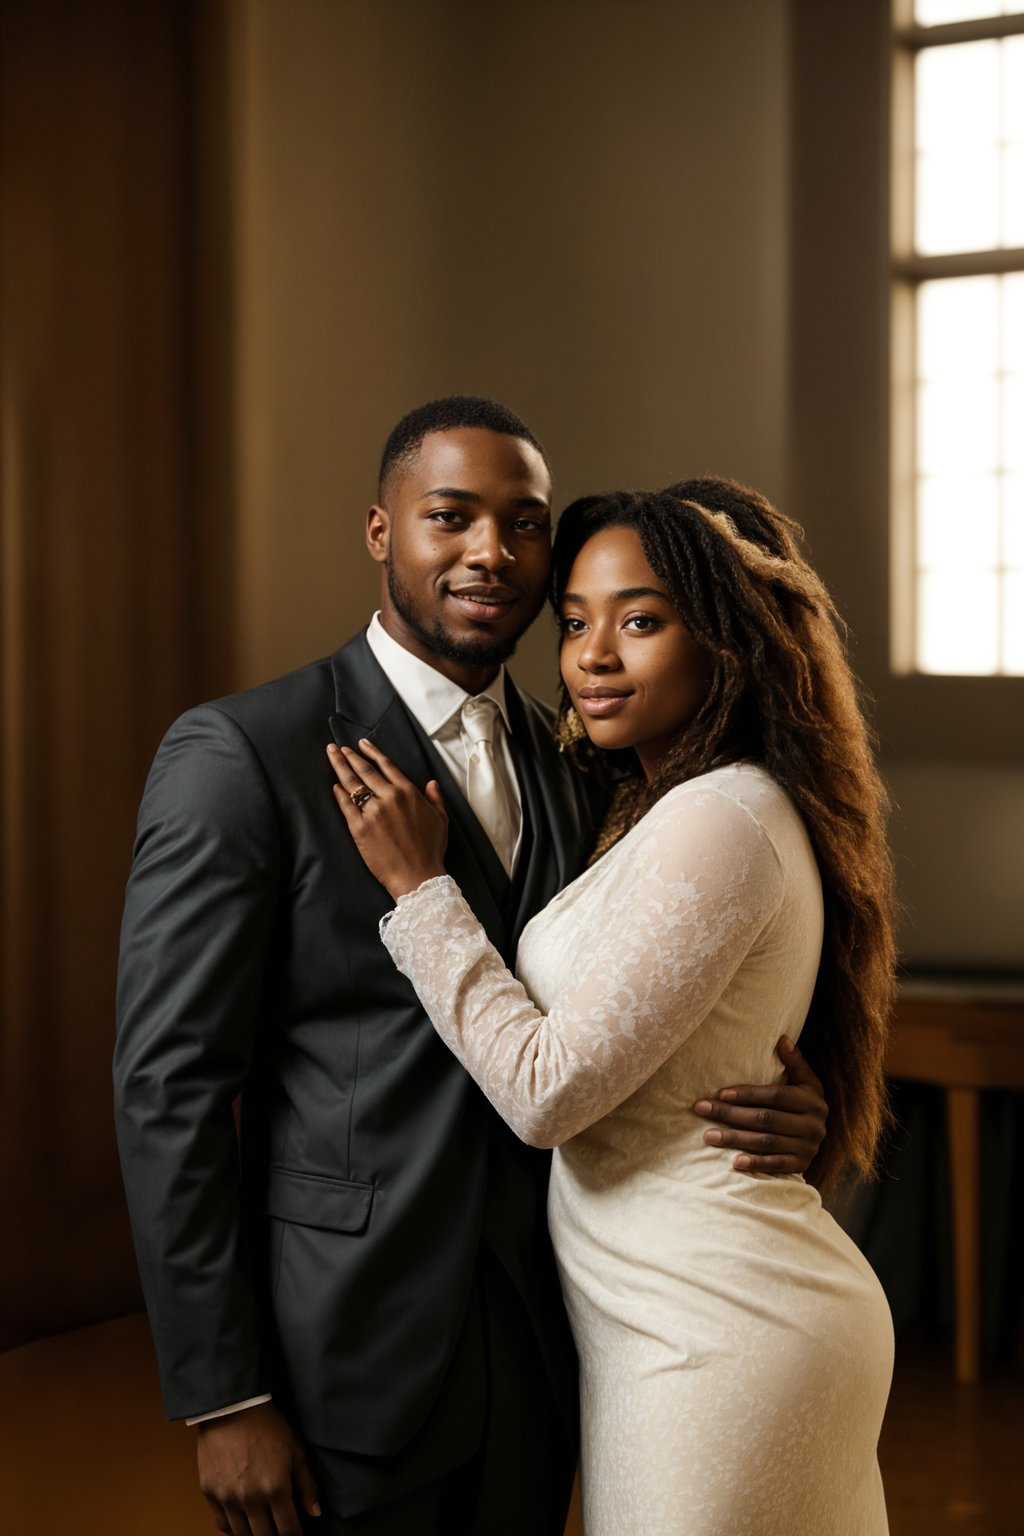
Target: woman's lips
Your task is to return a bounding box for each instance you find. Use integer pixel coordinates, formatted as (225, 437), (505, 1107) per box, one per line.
(448, 589), (519, 622)
(576, 690), (633, 717)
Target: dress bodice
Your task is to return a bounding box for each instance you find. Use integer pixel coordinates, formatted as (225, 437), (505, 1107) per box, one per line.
(382, 763), (824, 1170)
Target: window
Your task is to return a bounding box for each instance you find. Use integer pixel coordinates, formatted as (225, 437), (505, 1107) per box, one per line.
(891, 1), (1024, 675)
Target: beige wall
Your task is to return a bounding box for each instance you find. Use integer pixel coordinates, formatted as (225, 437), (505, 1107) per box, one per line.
(228, 0), (1022, 969)
(225, 0), (1022, 969)
(3, 0), (1020, 1353)
(225, 0), (790, 694)
(0, 0), (795, 1355)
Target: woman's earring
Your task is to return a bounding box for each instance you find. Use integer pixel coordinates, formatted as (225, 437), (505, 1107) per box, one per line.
(554, 702), (587, 752)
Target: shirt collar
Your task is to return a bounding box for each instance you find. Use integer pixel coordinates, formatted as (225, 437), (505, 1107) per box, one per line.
(365, 612), (512, 739)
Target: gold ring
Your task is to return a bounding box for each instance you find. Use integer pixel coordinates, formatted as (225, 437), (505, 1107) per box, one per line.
(351, 787), (375, 810)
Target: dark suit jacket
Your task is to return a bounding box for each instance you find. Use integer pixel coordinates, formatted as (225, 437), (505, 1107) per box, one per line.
(113, 630), (602, 1461)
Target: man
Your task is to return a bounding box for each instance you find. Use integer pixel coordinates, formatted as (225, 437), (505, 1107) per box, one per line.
(114, 397), (828, 1536)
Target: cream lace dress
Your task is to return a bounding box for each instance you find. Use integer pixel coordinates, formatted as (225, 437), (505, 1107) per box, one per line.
(382, 763), (892, 1535)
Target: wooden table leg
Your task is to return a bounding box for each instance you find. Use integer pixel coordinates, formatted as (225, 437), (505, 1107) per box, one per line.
(946, 1085), (980, 1385)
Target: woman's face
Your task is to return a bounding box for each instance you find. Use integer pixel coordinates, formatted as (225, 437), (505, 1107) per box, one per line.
(559, 525), (711, 780)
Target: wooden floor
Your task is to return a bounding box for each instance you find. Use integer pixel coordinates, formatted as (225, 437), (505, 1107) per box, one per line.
(877, 1342), (1023, 1536)
(1, 1314), (1020, 1534)
(0, 1314), (209, 1536)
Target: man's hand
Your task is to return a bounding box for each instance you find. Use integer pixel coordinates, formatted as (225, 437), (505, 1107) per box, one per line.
(197, 1401), (321, 1536)
(693, 1035), (828, 1175)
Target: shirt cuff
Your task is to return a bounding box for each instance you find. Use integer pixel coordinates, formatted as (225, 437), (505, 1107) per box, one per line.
(187, 1393), (272, 1426)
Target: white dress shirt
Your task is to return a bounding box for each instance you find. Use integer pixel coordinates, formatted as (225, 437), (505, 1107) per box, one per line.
(365, 612), (524, 873)
(187, 615), (524, 1426)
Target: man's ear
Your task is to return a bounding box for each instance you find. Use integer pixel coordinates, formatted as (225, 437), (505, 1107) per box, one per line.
(366, 504), (389, 564)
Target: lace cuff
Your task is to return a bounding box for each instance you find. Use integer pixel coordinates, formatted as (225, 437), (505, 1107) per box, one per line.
(378, 874), (459, 943)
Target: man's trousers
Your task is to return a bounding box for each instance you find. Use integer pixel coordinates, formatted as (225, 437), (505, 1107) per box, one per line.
(301, 1247), (576, 1536)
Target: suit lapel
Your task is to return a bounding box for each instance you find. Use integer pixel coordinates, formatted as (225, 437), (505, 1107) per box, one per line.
(328, 631), (508, 951)
(505, 682), (587, 945)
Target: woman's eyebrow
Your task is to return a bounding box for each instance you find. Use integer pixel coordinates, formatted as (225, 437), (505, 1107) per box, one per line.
(611, 586), (671, 602)
(561, 586), (670, 605)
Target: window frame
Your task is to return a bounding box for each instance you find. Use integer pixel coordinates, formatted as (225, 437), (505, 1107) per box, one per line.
(890, 1), (1024, 676)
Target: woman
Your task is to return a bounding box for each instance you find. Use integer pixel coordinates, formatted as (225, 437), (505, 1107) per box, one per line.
(327, 478), (895, 1535)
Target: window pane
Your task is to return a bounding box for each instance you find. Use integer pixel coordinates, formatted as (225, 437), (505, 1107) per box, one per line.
(918, 379), (999, 472)
(1004, 37), (1024, 145)
(1004, 474), (1024, 567)
(1003, 144), (1024, 247)
(918, 476), (999, 568)
(1002, 571), (1024, 670)
(916, 147), (1000, 254)
(1005, 274), (1024, 373)
(915, 43), (1005, 255)
(1002, 376), (1024, 469)
(917, 571), (1000, 673)
(916, 42), (999, 149)
(918, 277), (999, 378)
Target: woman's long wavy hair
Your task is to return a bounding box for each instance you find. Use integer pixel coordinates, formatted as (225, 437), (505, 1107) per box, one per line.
(551, 479), (896, 1195)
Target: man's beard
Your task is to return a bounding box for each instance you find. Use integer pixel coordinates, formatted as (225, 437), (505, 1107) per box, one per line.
(386, 560), (538, 670)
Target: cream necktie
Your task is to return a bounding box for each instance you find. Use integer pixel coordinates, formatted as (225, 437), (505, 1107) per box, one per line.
(461, 696), (518, 875)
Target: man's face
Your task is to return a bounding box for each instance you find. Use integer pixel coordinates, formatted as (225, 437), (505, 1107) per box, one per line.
(367, 427), (553, 685)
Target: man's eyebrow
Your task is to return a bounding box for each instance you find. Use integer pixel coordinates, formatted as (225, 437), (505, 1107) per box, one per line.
(418, 487), (481, 504)
(418, 487), (550, 512)
(560, 585), (671, 605)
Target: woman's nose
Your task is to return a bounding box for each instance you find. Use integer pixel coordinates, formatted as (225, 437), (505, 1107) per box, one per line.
(578, 627), (620, 672)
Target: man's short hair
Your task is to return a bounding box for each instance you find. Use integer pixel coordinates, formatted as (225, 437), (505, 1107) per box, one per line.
(378, 395), (547, 499)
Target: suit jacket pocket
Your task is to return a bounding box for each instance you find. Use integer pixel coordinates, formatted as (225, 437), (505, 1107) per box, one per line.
(265, 1166), (375, 1233)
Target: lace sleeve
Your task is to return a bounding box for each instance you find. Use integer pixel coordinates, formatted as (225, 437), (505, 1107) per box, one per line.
(382, 784), (786, 1147)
